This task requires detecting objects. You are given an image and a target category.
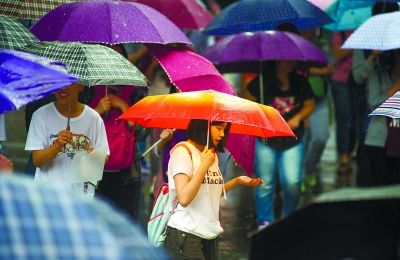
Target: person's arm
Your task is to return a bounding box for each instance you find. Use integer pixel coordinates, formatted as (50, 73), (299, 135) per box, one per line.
(287, 98), (315, 130)
(352, 50), (380, 84)
(173, 147), (215, 207)
(387, 80), (400, 98)
(94, 96), (111, 115)
(332, 44), (353, 62)
(32, 129), (71, 168)
(154, 129), (174, 156)
(309, 64), (334, 76)
(224, 176), (263, 193)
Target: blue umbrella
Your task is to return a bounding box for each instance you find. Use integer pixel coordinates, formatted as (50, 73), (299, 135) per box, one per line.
(204, 0), (333, 35)
(0, 174), (170, 259)
(342, 11), (400, 50)
(0, 49), (77, 114)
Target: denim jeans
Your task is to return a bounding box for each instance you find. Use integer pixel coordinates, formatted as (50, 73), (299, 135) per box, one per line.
(330, 80), (357, 155)
(254, 138), (304, 224)
(304, 97), (330, 173)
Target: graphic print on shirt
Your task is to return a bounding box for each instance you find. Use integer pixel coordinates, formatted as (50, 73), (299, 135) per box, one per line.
(50, 133), (93, 159)
(202, 168), (224, 185)
(271, 96), (295, 115)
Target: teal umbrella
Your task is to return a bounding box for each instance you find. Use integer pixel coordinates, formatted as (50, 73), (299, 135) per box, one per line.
(18, 41), (148, 87)
(324, 0), (374, 31)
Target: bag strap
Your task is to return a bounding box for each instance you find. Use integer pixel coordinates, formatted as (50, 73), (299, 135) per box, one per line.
(168, 142), (193, 211)
(172, 142), (192, 159)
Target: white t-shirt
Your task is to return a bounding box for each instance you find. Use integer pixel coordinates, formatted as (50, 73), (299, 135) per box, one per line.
(25, 103), (109, 195)
(167, 142), (224, 239)
(0, 114), (6, 141)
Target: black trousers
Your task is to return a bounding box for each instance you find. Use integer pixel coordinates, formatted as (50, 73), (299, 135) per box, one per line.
(96, 167), (141, 220)
(165, 227), (219, 260)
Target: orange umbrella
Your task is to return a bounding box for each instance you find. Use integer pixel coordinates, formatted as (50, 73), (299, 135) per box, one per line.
(120, 90), (294, 139)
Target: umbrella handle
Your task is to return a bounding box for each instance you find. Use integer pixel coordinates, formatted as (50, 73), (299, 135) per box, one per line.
(66, 87), (72, 130)
(142, 129), (177, 157)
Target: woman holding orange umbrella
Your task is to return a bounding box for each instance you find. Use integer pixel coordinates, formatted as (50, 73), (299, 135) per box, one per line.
(163, 119), (263, 259)
(120, 89), (294, 258)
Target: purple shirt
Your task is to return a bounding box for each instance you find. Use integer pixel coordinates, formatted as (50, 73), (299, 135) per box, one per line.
(331, 31), (353, 84)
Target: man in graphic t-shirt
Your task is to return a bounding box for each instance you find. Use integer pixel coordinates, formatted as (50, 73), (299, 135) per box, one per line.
(25, 83), (109, 195)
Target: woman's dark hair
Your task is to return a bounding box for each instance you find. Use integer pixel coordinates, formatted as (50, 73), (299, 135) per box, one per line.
(372, 1), (399, 16)
(186, 119), (230, 152)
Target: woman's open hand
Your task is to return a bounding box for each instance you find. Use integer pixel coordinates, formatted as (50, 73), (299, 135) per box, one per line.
(236, 176), (263, 187)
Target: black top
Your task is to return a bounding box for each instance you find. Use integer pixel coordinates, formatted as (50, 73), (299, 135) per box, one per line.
(248, 72), (314, 150)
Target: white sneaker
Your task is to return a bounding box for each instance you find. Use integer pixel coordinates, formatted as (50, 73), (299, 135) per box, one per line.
(257, 221), (270, 231)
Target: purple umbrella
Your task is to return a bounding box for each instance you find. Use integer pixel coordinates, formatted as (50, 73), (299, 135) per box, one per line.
(0, 49), (77, 114)
(204, 30), (327, 104)
(203, 30), (327, 73)
(30, 1), (190, 45)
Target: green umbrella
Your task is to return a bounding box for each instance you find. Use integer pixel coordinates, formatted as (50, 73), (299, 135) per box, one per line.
(0, 0), (74, 20)
(0, 15), (38, 49)
(18, 41), (148, 87)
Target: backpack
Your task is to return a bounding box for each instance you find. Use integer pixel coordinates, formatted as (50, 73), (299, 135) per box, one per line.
(104, 118), (135, 171)
(147, 143), (192, 247)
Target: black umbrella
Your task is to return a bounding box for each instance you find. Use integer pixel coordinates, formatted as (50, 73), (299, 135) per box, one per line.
(250, 186), (400, 260)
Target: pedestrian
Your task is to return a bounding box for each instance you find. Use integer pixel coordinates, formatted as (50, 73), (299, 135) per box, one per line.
(243, 59), (315, 227)
(351, 1), (399, 187)
(353, 48), (400, 186)
(330, 29), (357, 183)
(164, 119), (262, 259)
(301, 28), (334, 193)
(25, 83), (109, 195)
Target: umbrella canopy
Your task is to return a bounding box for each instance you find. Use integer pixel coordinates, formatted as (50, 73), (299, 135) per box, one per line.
(130, 0), (213, 29)
(0, 0), (75, 20)
(120, 90), (295, 138)
(204, 0), (333, 35)
(18, 41), (148, 86)
(342, 11), (400, 50)
(370, 91), (400, 118)
(203, 30), (327, 73)
(0, 174), (169, 259)
(0, 15), (38, 50)
(250, 185), (400, 260)
(0, 49), (77, 114)
(324, 0), (375, 31)
(30, 1), (190, 45)
(146, 44), (235, 94)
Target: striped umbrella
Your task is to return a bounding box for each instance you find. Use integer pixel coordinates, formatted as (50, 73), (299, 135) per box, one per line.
(18, 41), (148, 87)
(0, 15), (38, 50)
(370, 91), (400, 118)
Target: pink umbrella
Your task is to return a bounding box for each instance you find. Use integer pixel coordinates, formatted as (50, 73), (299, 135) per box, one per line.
(129, 0), (213, 29)
(146, 44), (254, 176)
(146, 44), (234, 95)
